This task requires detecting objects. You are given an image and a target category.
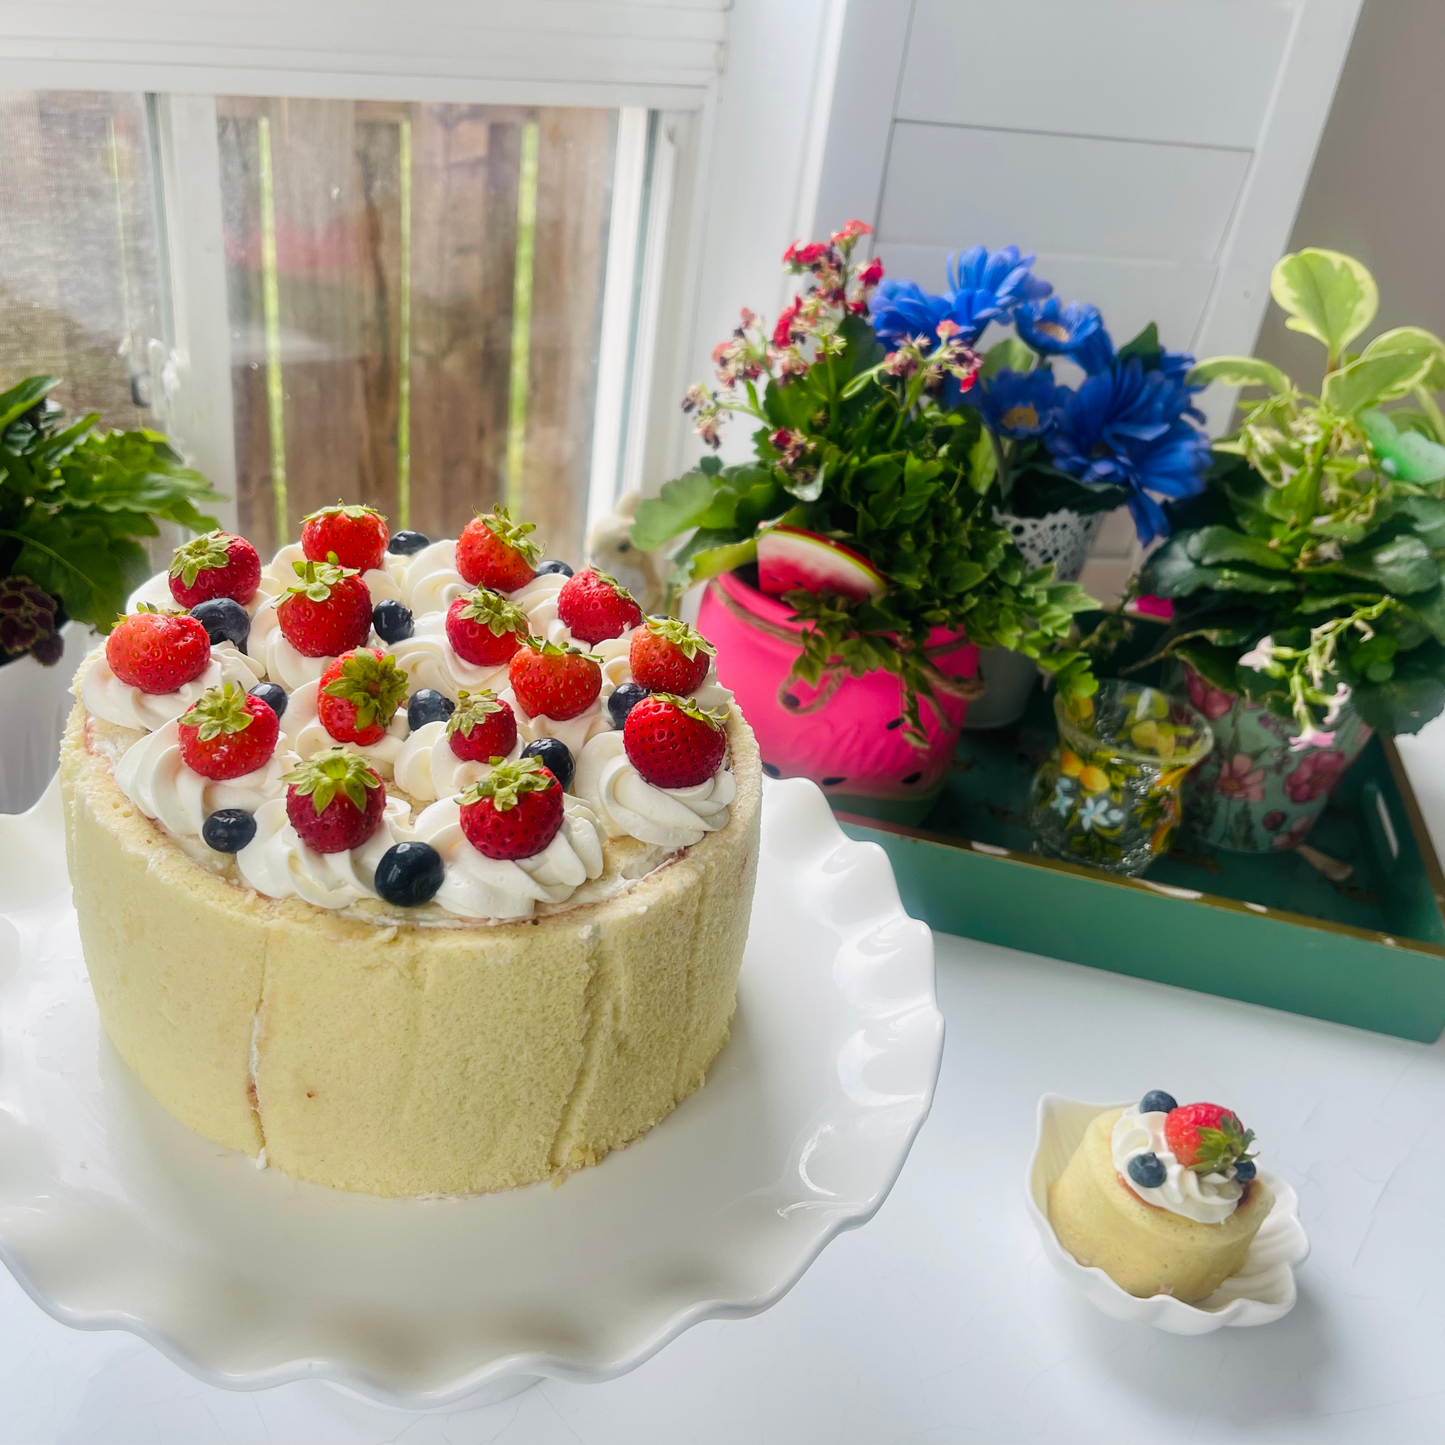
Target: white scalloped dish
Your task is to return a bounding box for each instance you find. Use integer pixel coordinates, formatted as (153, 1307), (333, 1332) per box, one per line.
(1026, 1095), (1309, 1334)
(0, 775), (943, 1408)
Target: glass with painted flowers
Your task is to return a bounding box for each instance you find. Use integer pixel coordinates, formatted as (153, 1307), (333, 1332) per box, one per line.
(1028, 680), (1214, 877)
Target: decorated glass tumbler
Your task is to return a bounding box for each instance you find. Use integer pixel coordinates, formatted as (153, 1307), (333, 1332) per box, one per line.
(1028, 681), (1215, 877)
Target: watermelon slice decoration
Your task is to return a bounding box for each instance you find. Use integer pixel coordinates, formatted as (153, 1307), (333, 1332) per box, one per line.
(756, 526), (886, 603)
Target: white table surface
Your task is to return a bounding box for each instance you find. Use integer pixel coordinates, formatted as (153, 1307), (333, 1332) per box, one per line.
(7, 728), (1445, 1444)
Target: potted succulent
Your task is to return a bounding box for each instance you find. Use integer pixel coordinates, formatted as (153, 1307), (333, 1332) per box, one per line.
(0, 374), (223, 811)
(870, 253), (1211, 726)
(1132, 248), (1445, 852)
(632, 223), (1093, 820)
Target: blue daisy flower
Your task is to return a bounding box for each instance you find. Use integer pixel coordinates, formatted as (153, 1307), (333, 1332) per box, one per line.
(869, 279), (953, 349)
(970, 367), (1058, 439)
(944, 245), (1052, 343)
(1046, 359), (1210, 545)
(1014, 300), (1107, 366)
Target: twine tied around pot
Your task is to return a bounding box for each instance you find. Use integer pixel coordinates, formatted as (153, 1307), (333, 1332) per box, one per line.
(707, 579), (985, 746)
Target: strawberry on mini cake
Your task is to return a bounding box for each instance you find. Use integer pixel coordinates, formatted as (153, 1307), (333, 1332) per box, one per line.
(1048, 1091), (1274, 1303)
(62, 500), (762, 1198)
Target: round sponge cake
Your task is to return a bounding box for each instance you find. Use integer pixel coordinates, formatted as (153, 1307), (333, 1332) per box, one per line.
(60, 694), (762, 1198)
(1048, 1106), (1274, 1302)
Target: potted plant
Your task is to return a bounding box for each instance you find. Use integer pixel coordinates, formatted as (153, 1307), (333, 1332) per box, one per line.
(870, 255), (1211, 726)
(0, 374), (223, 811)
(632, 224), (1093, 820)
(1131, 248), (1445, 852)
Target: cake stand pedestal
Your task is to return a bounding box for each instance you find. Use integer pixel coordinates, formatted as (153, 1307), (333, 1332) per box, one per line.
(0, 776), (941, 1410)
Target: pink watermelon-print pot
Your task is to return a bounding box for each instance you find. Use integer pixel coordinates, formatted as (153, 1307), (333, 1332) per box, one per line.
(698, 571), (978, 823)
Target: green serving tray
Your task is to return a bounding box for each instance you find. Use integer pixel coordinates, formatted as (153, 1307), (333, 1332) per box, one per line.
(834, 678), (1445, 1043)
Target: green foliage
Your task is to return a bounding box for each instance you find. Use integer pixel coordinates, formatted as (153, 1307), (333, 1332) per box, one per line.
(641, 310), (1096, 735)
(0, 375), (223, 635)
(1134, 253), (1445, 737)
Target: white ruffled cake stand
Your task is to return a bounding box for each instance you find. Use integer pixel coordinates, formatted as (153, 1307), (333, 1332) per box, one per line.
(0, 775), (941, 1409)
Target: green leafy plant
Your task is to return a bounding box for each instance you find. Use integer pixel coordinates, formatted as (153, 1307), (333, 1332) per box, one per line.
(0, 375), (223, 663)
(633, 225), (1096, 738)
(1135, 248), (1445, 739)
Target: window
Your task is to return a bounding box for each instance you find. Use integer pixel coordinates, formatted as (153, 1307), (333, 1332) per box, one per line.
(0, 89), (639, 566)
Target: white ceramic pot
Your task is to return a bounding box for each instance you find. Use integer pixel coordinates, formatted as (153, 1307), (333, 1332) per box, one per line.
(0, 621), (96, 814)
(964, 507), (1109, 731)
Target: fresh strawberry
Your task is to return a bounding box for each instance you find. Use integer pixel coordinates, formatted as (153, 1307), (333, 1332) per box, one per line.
(283, 749), (386, 853)
(623, 693), (727, 788)
(1164, 1103), (1257, 1175)
(300, 502), (389, 573)
(168, 531), (262, 608)
(508, 638), (601, 720)
(446, 588), (529, 667)
(557, 568), (643, 644)
(446, 690), (518, 762)
(455, 507), (542, 592)
(458, 757), (563, 859)
(629, 617), (715, 694)
(177, 683), (280, 780)
(105, 605), (211, 694)
(276, 557), (373, 658)
(317, 648), (410, 746)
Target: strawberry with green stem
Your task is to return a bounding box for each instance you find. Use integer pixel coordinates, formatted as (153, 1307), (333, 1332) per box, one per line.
(168, 531), (262, 608)
(446, 588), (530, 667)
(105, 603), (211, 693)
(629, 617), (716, 695)
(446, 689), (519, 762)
(283, 748), (386, 853)
(277, 556), (373, 658)
(623, 692), (728, 788)
(508, 638), (602, 720)
(301, 502), (389, 573)
(455, 507), (542, 593)
(458, 756), (563, 859)
(318, 648), (410, 745)
(557, 568), (643, 644)
(1164, 1103), (1258, 1176)
(177, 682), (281, 779)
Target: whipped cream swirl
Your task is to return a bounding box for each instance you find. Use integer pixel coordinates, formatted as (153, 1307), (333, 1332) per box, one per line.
(113, 719), (289, 837)
(408, 793), (605, 920)
(379, 610), (509, 701)
(279, 678), (410, 779)
(392, 719), (522, 802)
(257, 542), (407, 608)
(81, 643), (265, 732)
(573, 729), (735, 848)
(1111, 1106), (1244, 1224)
(500, 684), (614, 757)
(236, 794), (411, 911)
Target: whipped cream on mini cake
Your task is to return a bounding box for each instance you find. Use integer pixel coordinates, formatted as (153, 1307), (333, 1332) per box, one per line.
(258, 542), (407, 608)
(392, 719), (523, 802)
(378, 611), (510, 701)
(408, 793), (606, 920)
(81, 643), (265, 732)
(279, 678), (410, 779)
(574, 729), (736, 848)
(1112, 1106), (1244, 1224)
(114, 719), (289, 838)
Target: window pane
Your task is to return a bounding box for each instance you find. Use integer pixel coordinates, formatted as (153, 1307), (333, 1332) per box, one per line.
(0, 90), (164, 430)
(217, 99), (619, 563)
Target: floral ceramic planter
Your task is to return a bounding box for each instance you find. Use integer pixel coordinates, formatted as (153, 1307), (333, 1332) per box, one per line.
(696, 572), (978, 817)
(1178, 667), (1373, 853)
(1027, 680), (1214, 876)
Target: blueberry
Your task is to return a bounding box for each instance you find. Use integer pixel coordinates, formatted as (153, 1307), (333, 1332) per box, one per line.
(202, 808), (257, 853)
(374, 841), (445, 907)
(521, 736), (574, 790)
(1233, 1158), (1257, 1182)
(535, 559), (573, 578)
(1140, 1090), (1177, 1115)
(373, 599), (414, 643)
(248, 682), (288, 721)
(1127, 1153), (1167, 1189)
(407, 689), (455, 731)
(608, 682), (651, 729)
(190, 597), (250, 651)
(388, 529), (430, 556)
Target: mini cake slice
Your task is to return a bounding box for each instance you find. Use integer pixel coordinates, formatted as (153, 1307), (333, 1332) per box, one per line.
(1048, 1091), (1274, 1303)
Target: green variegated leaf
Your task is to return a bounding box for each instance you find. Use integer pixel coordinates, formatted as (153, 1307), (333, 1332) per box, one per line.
(1271, 248), (1378, 357)
(1187, 356), (1290, 393)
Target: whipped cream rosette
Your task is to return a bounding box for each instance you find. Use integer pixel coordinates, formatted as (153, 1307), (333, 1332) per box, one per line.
(574, 731), (735, 848)
(81, 642), (264, 732)
(392, 719), (523, 803)
(280, 678), (410, 779)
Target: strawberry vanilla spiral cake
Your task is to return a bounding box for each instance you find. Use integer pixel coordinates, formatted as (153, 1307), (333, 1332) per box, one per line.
(60, 504), (760, 1197)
